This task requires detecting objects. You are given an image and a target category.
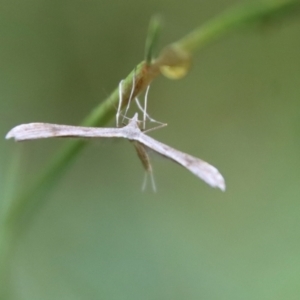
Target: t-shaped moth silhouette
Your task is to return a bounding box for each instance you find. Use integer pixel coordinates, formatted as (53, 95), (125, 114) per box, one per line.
(6, 113), (225, 191)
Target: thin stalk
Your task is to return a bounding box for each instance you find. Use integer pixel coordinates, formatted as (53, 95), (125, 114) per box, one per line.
(175, 0), (299, 54)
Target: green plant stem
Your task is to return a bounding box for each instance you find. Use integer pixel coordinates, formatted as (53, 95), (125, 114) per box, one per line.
(175, 0), (299, 54)
(1, 0), (299, 287)
(156, 0), (299, 68)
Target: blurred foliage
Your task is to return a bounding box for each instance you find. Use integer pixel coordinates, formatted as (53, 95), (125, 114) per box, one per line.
(1, 0), (300, 299)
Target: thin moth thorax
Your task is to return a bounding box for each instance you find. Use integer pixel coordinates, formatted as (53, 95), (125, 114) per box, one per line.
(117, 73), (164, 191)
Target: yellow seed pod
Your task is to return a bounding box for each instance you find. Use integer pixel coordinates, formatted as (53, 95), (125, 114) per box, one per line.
(160, 59), (191, 79)
(158, 45), (192, 80)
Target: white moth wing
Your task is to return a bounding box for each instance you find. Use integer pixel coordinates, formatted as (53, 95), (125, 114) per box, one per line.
(136, 133), (225, 191)
(6, 123), (127, 142)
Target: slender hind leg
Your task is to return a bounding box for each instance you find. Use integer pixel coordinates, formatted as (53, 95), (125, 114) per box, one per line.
(116, 80), (124, 127)
(121, 69), (136, 124)
(134, 85), (166, 130)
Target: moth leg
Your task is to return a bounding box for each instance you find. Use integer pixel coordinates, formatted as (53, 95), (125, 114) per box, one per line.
(116, 80), (124, 127)
(121, 68), (136, 124)
(143, 122), (168, 134)
(134, 93), (166, 130)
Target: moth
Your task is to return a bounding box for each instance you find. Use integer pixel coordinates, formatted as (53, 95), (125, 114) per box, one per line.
(6, 113), (226, 191)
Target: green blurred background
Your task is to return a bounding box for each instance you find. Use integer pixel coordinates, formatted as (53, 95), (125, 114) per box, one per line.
(1, 0), (300, 299)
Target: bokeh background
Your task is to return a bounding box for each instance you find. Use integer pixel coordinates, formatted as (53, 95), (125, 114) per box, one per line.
(1, 0), (300, 299)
